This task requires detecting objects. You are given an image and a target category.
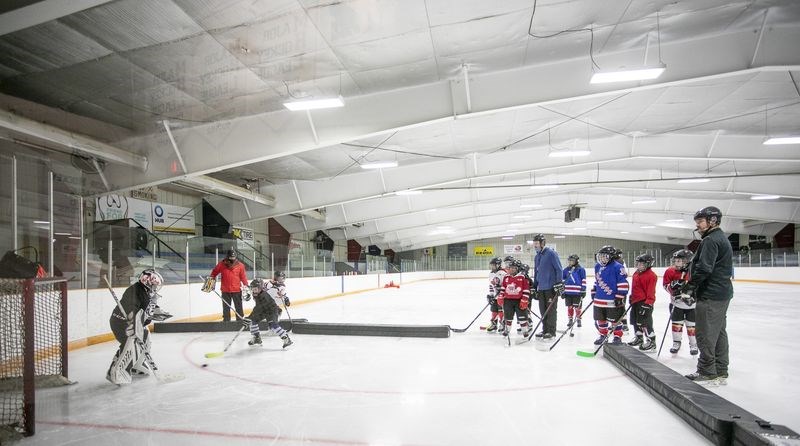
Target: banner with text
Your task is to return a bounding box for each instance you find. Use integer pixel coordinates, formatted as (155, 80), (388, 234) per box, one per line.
(473, 246), (495, 256)
(503, 244), (524, 255)
(152, 203), (195, 234)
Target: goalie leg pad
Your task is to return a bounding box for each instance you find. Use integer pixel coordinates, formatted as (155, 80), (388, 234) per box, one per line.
(106, 338), (135, 385)
(131, 334), (152, 375)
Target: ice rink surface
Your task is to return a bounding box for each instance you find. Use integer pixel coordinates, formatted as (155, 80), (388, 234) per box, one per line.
(17, 278), (799, 445)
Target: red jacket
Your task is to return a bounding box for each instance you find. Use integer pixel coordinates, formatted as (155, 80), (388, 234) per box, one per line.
(210, 260), (248, 293)
(630, 268), (657, 305)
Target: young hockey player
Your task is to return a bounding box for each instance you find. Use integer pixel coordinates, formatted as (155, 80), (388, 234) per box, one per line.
(628, 254), (657, 351)
(245, 271), (293, 349)
(590, 246), (629, 345)
(106, 269), (171, 385)
(562, 254), (586, 329)
(497, 260), (531, 338)
(663, 249), (698, 355)
(531, 234), (564, 339)
(485, 257), (507, 333)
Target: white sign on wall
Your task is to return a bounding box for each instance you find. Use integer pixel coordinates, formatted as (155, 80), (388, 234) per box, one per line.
(96, 194), (152, 231)
(503, 244), (524, 255)
(152, 203), (195, 234)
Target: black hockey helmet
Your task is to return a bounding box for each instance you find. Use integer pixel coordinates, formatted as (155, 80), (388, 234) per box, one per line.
(503, 255), (515, 267)
(533, 233), (546, 244)
(567, 254), (579, 263)
(520, 263), (530, 276)
(273, 270), (286, 283)
(612, 247), (623, 260)
(596, 245), (615, 265)
(693, 206), (722, 226)
(672, 249), (694, 271)
(635, 253), (654, 270)
(249, 278), (264, 295)
(508, 259), (522, 272)
(489, 257), (503, 266)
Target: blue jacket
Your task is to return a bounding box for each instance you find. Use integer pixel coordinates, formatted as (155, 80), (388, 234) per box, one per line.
(562, 265), (586, 296)
(533, 247), (563, 291)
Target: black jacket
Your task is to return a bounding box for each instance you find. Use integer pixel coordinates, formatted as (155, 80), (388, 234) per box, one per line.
(690, 227), (734, 301)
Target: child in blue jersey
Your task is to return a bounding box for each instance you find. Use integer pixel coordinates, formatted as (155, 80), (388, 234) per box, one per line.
(562, 254), (586, 328)
(590, 245), (629, 345)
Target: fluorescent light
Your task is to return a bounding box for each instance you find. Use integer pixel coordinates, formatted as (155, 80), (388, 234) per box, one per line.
(425, 208), (437, 212)
(33, 220), (50, 224)
(666, 219), (684, 223)
(632, 199), (657, 204)
(360, 161), (398, 169)
(436, 226), (451, 230)
(763, 137), (800, 145)
(501, 236), (514, 240)
(68, 236), (81, 240)
(54, 232), (72, 236)
(750, 195), (780, 200)
(283, 96), (344, 111)
(530, 184), (559, 190)
(520, 204), (543, 208)
(586, 221), (603, 225)
(548, 149), (591, 158)
(590, 66), (666, 84)
(395, 190), (422, 196)
(554, 235), (566, 239)
(620, 231), (630, 234)
(640, 225), (656, 229)
(573, 227), (587, 231)
(509, 223), (524, 227)
(604, 211), (624, 216)
(677, 178), (710, 184)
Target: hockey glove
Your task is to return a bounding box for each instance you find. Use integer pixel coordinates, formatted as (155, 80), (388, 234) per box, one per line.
(150, 307), (173, 322)
(638, 303), (653, 317)
(283, 295), (291, 307)
(201, 276), (216, 293)
(486, 294), (494, 304)
(241, 317), (252, 330)
(579, 291), (586, 299)
(679, 294), (696, 306)
(614, 297), (625, 308)
(519, 298), (529, 311)
(553, 282), (565, 295)
(679, 281), (697, 296)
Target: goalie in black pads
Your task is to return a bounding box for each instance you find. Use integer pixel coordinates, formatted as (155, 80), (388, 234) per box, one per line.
(106, 269), (171, 385)
(245, 271), (293, 349)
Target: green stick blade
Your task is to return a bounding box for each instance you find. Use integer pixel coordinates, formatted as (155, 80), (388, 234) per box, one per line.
(204, 351), (224, 358)
(576, 350), (596, 357)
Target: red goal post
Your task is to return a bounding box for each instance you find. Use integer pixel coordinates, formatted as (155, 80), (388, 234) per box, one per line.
(0, 277), (69, 439)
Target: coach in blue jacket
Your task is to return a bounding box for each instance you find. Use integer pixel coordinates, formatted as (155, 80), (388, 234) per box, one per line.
(532, 234), (565, 339)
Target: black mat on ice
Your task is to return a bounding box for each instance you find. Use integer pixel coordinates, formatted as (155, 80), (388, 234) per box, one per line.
(153, 319), (301, 333)
(603, 344), (799, 446)
(291, 321), (450, 338)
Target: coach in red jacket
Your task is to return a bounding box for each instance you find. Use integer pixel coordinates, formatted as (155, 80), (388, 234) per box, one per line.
(210, 249), (249, 321)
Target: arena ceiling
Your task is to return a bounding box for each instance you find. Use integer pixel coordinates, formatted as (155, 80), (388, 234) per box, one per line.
(1, 0), (799, 250)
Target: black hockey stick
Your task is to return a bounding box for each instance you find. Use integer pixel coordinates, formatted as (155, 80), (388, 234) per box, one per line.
(281, 299), (294, 333)
(548, 300), (593, 351)
(451, 302), (490, 333)
(102, 277), (183, 383)
(516, 291), (559, 345)
(577, 302), (633, 358)
(658, 270), (688, 357)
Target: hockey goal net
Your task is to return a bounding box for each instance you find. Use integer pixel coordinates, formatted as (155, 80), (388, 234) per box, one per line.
(0, 278), (69, 440)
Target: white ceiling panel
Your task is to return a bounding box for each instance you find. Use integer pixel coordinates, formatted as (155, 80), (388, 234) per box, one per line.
(335, 29), (434, 72)
(305, 0), (429, 47)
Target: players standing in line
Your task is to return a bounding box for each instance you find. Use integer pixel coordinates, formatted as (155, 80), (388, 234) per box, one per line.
(562, 254), (586, 329)
(245, 271), (293, 349)
(628, 254), (657, 352)
(590, 245), (629, 345)
(485, 257), (507, 333)
(106, 269), (171, 384)
(497, 260), (531, 338)
(663, 249), (698, 355)
(208, 249), (249, 322)
(531, 234), (564, 339)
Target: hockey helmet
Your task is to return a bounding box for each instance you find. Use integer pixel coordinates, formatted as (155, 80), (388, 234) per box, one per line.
(139, 269), (163, 293)
(596, 245), (615, 265)
(693, 206), (722, 226)
(672, 249), (694, 271)
(567, 254), (579, 264)
(634, 253), (654, 271)
(489, 257), (503, 266)
(520, 263), (530, 276)
(273, 270), (286, 284)
(249, 278), (264, 296)
(533, 233), (546, 244)
(507, 259), (522, 272)
(503, 255), (515, 267)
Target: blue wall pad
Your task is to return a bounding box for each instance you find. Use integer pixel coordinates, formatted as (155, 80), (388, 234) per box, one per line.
(153, 319), (301, 333)
(291, 322), (451, 338)
(603, 344), (799, 446)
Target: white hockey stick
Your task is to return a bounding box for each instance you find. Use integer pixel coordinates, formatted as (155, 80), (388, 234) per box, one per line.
(103, 277), (184, 383)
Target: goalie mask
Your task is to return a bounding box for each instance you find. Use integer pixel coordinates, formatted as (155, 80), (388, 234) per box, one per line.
(139, 269), (163, 293)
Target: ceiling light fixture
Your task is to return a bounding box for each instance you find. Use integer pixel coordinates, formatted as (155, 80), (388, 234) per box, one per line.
(586, 221), (603, 225)
(590, 66), (666, 84)
(548, 149), (591, 158)
(632, 198), (657, 204)
(750, 195), (781, 200)
(361, 161), (398, 169)
(763, 137), (800, 145)
(395, 190), (422, 196)
(283, 96), (345, 111)
(666, 219), (684, 222)
(501, 236), (514, 240)
(520, 204), (543, 208)
(677, 178), (710, 184)
(604, 211), (625, 216)
(530, 184), (559, 190)
(554, 235), (566, 239)
(640, 225), (656, 229)
(620, 231), (630, 234)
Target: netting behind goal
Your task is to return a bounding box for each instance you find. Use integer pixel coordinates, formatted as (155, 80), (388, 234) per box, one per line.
(0, 278), (68, 439)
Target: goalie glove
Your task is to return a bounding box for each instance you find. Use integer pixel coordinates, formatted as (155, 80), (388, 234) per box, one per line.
(150, 306), (172, 322)
(201, 276), (216, 293)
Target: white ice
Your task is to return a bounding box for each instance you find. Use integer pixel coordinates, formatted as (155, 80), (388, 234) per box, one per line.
(16, 279), (799, 445)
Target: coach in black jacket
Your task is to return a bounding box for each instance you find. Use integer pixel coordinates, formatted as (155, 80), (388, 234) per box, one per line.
(684, 206), (734, 383)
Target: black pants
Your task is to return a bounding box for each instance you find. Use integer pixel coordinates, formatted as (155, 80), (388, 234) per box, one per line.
(502, 299), (529, 328)
(536, 289), (557, 335)
(695, 298), (730, 377)
(631, 301), (654, 337)
(222, 291), (244, 321)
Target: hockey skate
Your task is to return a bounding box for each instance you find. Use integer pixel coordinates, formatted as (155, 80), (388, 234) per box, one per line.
(593, 335), (607, 345)
(485, 320), (498, 332)
(611, 336), (622, 345)
(248, 333), (262, 346)
(639, 337), (656, 352)
(576, 318), (582, 328)
(566, 318), (574, 329)
(715, 372), (728, 385)
(522, 327), (533, 339)
(621, 324), (629, 333)
(627, 336), (643, 347)
(534, 332), (545, 339)
(685, 372), (719, 386)
(281, 334), (293, 349)
(542, 332), (555, 340)
(670, 341), (681, 354)
(689, 344), (698, 355)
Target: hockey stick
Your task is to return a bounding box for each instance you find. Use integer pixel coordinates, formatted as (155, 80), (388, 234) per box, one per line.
(205, 325), (247, 358)
(548, 300), (593, 351)
(199, 275), (247, 320)
(102, 277), (183, 383)
(451, 302), (490, 333)
(576, 302), (633, 358)
(658, 270), (688, 358)
(516, 291), (559, 345)
(281, 300), (294, 332)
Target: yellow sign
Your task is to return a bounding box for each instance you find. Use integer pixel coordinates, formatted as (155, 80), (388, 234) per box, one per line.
(474, 246), (494, 256)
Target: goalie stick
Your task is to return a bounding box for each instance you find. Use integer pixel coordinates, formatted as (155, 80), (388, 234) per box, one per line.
(451, 302), (489, 333)
(548, 299), (593, 351)
(576, 302), (633, 358)
(102, 277), (184, 383)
